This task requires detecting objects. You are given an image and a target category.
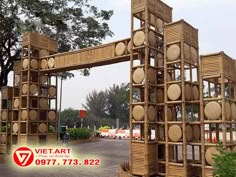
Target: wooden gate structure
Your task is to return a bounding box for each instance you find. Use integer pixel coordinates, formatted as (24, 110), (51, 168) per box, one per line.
(0, 0), (236, 176)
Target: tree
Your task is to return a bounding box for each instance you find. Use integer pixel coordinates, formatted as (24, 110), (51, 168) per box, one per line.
(106, 83), (130, 127)
(60, 108), (79, 128)
(0, 0), (113, 87)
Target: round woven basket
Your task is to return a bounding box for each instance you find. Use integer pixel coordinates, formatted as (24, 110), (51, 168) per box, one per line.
(12, 123), (19, 133)
(48, 87), (56, 97)
(167, 44), (181, 61)
(29, 84), (38, 95)
(40, 50), (49, 57)
(115, 42), (126, 56)
(22, 84), (28, 94)
(159, 126), (164, 140)
(184, 43), (190, 61)
(39, 98), (48, 108)
(192, 86), (199, 100)
(15, 75), (20, 86)
(13, 99), (20, 109)
(186, 125), (193, 142)
(1, 134), (6, 144)
(133, 68), (144, 84)
(127, 41), (132, 53)
(191, 47), (198, 64)
(41, 59), (48, 69)
(205, 147), (220, 166)
(29, 110), (37, 121)
(148, 106), (156, 121)
(21, 110), (28, 121)
(133, 31), (145, 47)
(40, 75), (48, 84)
(167, 84), (181, 101)
(231, 103), (236, 120)
(48, 111), (56, 121)
(168, 125), (182, 142)
(38, 123), (47, 133)
(185, 84), (191, 101)
(147, 68), (156, 83)
(132, 105), (145, 121)
(204, 101), (221, 120)
(48, 58), (55, 68)
(1, 111), (8, 121)
(30, 59), (38, 70)
(225, 102), (231, 120)
(149, 31), (156, 46)
(193, 125), (200, 140)
(156, 18), (164, 33)
(157, 89), (164, 103)
(22, 59), (29, 69)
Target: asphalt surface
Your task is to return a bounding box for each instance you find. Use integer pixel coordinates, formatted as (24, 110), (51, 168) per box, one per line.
(0, 139), (129, 177)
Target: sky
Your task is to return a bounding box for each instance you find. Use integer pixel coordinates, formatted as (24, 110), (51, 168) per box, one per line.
(7, 0), (236, 110)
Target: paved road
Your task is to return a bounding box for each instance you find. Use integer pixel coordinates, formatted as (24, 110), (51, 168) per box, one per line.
(0, 139), (129, 177)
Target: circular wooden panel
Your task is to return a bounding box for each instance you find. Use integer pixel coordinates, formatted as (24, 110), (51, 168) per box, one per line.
(167, 108), (172, 121)
(191, 47), (198, 64)
(185, 84), (191, 101)
(193, 125), (200, 140)
(132, 105), (145, 121)
(133, 68), (144, 84)
(148, 31), (156, 46)
(184, 43), (190, 61)
(156, 18), (163, 33)
(48, 111), (56, 121)
(127, 41), (132, 53)
(22, 59), (29, 69)
(148, 106), (156, 121)
(192, 86), (199, 100)
(30, 59), (38, 70)
(29, 110), (37, 121)
(1, 134), (6, 144)
(29, 84), (38, 95)
(48, 58), (55, 68)
(147, 68), (156, 83)
(1, 111), (8, 121)
(41, 59), (48, 69)
(39, 98), (48, 108)
(12, 123), (19, 133)
(167, 84), (181, 101)
(22, 84), (28, 94)
(38, 123), (47, 133)
(40, 75), (48, 84)
(133, 31), (145, 47)
(15, 75), (20, 86)
(21, 110), (28, 121)
(167, 44), (181, 61)
(225, 102), (231, 120)
(115, 42), (126, 56)
(40, 50), (49, 57)
(157, 89), (164, 103)
(186, 125), (193, 142)
(48, 87), (56, 97)
(13, 99), (20, 109)
(204, 101), (221, 120)
(205, 147), (220, 166)
(231, 103), (236, 120)
(168, 125), (182, 142)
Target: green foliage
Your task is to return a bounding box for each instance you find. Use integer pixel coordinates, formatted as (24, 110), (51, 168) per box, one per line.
(1, 126), (6, 132)
(60, 108), (79, 128)
(213, 144), (236, 177)
(49, 125), (55, 133)
(0, 0), (113, 87)
(66, 128), (92, 140)
(99, 126), (111, 131)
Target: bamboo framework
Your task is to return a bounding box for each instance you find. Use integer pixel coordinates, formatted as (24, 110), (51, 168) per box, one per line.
(0, 1), (235, 177)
